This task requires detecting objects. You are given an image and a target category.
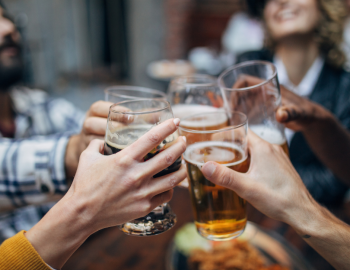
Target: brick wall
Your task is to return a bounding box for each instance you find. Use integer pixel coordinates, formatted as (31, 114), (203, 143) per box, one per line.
(164, 0), (245, 59)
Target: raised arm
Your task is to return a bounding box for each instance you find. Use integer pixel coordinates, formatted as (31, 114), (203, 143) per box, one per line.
(1, 118), (187, 270)
(276, 85), (350, 186)
(201, 131), (350, 270)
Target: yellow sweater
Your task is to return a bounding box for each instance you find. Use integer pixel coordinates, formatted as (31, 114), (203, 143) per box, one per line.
(0, 231), (51, 270)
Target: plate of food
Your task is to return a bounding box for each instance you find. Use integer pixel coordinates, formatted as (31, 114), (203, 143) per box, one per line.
(147, 60), (196, 81)
(166, 222), (313, 270)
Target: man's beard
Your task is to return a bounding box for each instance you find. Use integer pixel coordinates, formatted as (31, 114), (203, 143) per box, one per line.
(0, 37), (24, 92)
(0, 60), (23, 92)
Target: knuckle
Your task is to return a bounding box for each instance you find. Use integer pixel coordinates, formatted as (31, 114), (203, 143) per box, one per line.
(164, 153), (175, 165)
(220, 172), (233, 187)
(90, 101), (103, 114)
(168, 175), (177, 188)
(117, 155), (135, 169)
(83, 118), (93, 133)
(141, 201), (153, 213)
(148, 132), (161, 144)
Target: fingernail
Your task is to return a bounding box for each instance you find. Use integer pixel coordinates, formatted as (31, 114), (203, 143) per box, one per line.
(182, 136), (186, 143)
(202, 162), (216, 178)
(173, 118), (180, 126)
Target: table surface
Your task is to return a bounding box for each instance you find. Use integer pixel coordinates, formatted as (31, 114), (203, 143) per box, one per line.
(63, 187), (336, 270)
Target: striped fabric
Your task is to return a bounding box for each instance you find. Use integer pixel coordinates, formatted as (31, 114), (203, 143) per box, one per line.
(0, 87), (84, 242)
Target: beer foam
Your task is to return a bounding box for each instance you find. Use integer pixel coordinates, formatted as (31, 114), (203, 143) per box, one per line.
(250, 125), (286, 145)
(184, 141), (247, 167)
(172, 104), (221, 120)
(172, 105), (227, 128)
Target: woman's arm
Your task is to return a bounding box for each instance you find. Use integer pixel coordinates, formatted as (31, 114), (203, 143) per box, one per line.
(201, 131), (350, 270)
(12, 118), (186, 269)
(276, 86), (350, 186)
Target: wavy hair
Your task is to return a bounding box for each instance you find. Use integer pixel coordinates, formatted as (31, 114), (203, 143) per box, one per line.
(247, 0), (348, 68)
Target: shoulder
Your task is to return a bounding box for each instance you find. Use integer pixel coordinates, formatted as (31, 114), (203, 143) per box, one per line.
(236, 49), (274, 64)
(10, 87), (48, 110)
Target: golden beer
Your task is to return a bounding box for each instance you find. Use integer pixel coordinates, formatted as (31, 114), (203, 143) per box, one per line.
(250, 125), (289, 156)
(179, 111), (228, 144)
(184, 141), (250, 241)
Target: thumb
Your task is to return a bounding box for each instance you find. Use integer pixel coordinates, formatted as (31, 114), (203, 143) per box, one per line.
(86, 139), (105, 154)
(201, 161), (248, 196)
(276, 105), (300, 123)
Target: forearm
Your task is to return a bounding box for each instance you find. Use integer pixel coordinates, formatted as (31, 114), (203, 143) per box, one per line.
(302, 105), (350, 185)
(288, 199), (350, 270)
(25, 193), (93, 269)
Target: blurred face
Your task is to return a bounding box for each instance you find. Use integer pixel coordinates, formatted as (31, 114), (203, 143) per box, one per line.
(0, 7), (23, 91)
(264, 0), (320, 41)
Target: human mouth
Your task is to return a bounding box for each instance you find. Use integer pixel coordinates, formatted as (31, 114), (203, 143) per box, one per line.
(277, 9), (298, 21)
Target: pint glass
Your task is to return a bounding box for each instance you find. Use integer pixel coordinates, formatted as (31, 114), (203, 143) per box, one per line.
(104, 99), (180, 236)
(179, 112), (249, 241)
(168, 74), (224, 119)
(219, 61), (288, 155)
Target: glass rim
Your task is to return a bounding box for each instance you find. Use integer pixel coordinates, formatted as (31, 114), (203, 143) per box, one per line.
(104, 85), (167, 99)
(171, 74), (217, 87)
(218, 60), (277, 92)
(109, 99), (171, 115)
(178, 111), (247, 134)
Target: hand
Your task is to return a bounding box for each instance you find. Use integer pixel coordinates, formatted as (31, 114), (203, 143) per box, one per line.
(67, 118), (187, 229)
(276, 85), (329, 132)
(200, 131), (317, 228)
(225, 75), (279, 121)
(65, 101), (112, 179)
(26, 118), (187, 269)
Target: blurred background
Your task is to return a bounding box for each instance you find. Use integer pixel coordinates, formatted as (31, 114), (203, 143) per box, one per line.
(3, 0), (262, 110)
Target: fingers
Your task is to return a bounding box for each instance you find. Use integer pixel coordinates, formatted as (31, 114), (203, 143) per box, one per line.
(147, 166), (187, 196)
(201, 162), (248, 196)
(150, 189), (174, 209)
(83, 117), (107, 136)
(232, 75), (265, 89)
(88, 101), (113, 117)
(141, 136), (186, 177)
(276, 105), (300, 123)
(86, 139), (105, 154)
(126, 118), (181, 161)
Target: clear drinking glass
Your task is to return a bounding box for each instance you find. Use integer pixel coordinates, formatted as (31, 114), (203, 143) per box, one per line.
(167, 74), (224, 119)
(219, 61), (288, 155)
(105, 85), (167, 103)
(179, 111), (249, 241)
(104, 99), (180, 236)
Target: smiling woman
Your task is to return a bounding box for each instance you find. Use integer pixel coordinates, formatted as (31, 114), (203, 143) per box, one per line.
(239, 0), (350, 207)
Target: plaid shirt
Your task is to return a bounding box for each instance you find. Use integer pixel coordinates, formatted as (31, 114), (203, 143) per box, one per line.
(0, 87), (85, 241)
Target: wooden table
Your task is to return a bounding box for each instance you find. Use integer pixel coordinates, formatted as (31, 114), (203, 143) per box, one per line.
(63, 187), (336, 270)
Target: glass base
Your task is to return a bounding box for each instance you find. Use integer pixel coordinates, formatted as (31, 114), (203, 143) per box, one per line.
(118, 204), (176, 236)
(198, 229), (245, 241)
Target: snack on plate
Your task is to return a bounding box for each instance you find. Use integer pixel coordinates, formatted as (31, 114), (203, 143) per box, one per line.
(188, 240), (290, 270)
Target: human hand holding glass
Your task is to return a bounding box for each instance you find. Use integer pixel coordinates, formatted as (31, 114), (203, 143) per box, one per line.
(219, 61), (289, 155)
(104, 99), (185, 236)
(179, 111), (250, 241)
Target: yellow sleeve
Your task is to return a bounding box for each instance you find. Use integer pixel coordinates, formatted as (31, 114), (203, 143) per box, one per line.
(0, 230), (51, 270)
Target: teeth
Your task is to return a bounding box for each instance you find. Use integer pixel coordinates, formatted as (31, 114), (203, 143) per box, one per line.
(279, 10), (295, 20)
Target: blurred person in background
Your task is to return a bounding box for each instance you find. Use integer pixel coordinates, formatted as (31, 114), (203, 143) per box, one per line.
(0, 2), (110, 242)
(241, 0), (350, 206)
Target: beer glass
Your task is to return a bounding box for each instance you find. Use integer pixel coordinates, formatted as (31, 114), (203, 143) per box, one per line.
(105, 85), (167, 103)
(179, 111), (249, 241)
(167, 74), (224, 119)
(104, 99), (181, 236)
(219, 61), (288, 155)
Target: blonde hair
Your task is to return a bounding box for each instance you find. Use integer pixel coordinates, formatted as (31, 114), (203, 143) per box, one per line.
(265, 0), (348, 68)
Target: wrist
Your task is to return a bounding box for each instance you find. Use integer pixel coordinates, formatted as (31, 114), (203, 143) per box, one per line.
(285, 193), (335, 238)
(65, 135), (80, 179)
(25, 195), (93, 269)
